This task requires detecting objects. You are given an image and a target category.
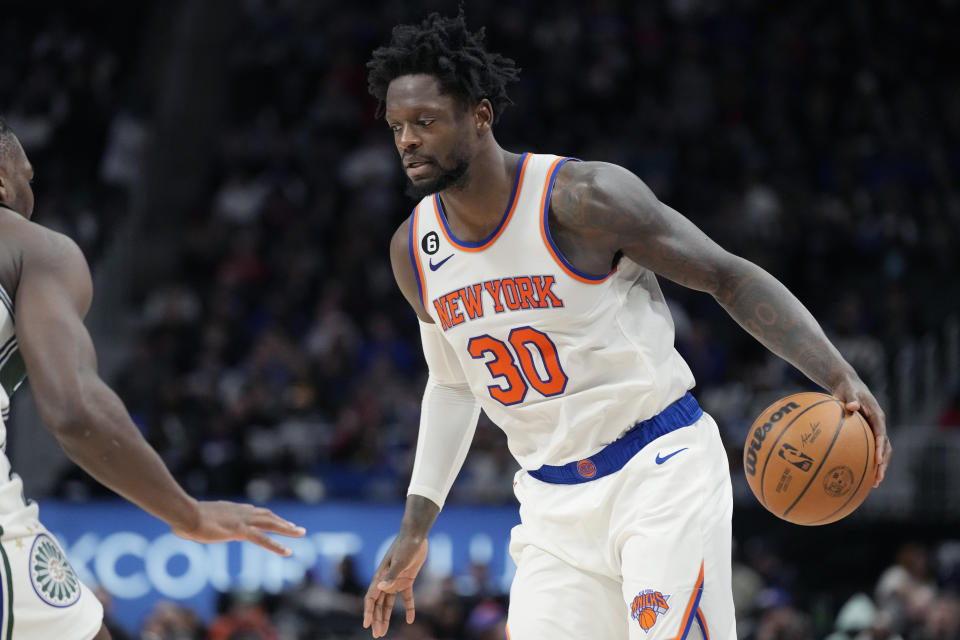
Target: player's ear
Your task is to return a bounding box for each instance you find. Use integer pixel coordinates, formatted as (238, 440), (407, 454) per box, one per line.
(474, 99), (494, 134)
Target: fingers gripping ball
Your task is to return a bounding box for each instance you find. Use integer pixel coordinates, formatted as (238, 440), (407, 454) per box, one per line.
(743, 392), (876, 525)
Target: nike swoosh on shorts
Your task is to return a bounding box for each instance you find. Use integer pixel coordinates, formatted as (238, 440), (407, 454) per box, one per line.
(655, 448), (689, 465)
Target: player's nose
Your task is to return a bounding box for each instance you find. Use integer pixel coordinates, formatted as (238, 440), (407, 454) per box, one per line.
(397, 124), (421, 150)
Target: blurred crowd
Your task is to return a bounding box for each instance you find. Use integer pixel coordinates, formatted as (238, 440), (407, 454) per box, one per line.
(22, 0), (954, 507)
(3, 0), (960, 638)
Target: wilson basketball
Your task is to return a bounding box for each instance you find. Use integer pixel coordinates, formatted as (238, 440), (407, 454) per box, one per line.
(743, 392), (876, 525)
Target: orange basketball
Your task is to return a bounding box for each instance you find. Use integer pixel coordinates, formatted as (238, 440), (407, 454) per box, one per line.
(743, 392), (876, 525)
(637, 608), (657, 631)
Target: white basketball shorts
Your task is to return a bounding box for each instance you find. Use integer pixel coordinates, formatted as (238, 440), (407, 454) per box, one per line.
(506, 411), (735, 639)
(0, 521), (103, 640)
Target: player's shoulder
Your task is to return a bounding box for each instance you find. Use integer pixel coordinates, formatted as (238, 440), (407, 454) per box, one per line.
(0, 211), (86, 271)
(391, 215), (412, 251)
(550, 162), (654, 230)
(390, 215), (414, 269)
(0, 210), (86, 300)
(388, 211), (432, 320)
(551, 160), (640, 229)
(555, 159), (643, 198)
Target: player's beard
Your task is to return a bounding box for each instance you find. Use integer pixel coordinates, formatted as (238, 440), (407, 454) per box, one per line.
(404, 149), (471, 201)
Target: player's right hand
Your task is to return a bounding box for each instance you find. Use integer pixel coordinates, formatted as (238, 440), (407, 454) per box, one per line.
(363, 534), (429, 638)
(831, 375), (892, 487)
(171, 500), (306, 556)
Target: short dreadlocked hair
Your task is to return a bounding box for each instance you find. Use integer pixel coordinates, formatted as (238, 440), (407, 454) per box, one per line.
(367, 10), (520, 123)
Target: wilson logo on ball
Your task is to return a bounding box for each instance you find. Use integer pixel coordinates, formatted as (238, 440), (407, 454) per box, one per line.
(745, 401), (800, 476)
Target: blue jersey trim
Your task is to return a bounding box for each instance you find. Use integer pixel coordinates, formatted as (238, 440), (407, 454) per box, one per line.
(528, 392), (702, 484)
(695, 609), (709, 639)
(679, 584), (705, 640)
(540, 158), (615, 282)
(434, 152), (528, 250)
(408, 206), (425, 310)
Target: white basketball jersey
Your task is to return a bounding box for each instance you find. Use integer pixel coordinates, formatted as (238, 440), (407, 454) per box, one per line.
(0, 283), (37, 534)
(410, 153), (695, 469)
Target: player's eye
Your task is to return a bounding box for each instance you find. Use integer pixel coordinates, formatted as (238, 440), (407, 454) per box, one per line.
(417, 119), (434, 127)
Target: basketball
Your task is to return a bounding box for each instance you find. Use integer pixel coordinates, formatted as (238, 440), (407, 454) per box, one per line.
(637, 607), (657, 631)
(743, 392), (877, 525)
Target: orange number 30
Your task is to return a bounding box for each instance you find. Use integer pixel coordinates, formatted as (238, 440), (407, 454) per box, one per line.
(467, 326), (568, 406)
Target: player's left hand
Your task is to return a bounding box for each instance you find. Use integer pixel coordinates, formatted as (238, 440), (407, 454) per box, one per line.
(171, 500), (306, 556)
(831, 376), (892, 488)
(363, 534), (428, 638)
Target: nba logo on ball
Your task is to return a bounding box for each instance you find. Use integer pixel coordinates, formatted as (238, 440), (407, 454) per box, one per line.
(630, 589), (670, 632)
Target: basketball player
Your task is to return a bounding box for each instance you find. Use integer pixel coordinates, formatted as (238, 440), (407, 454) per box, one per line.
(0, 118), (306, 639)
(362, 12), (892, 640)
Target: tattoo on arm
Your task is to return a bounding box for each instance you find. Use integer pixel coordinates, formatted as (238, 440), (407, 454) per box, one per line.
(716, 260), (853, 391)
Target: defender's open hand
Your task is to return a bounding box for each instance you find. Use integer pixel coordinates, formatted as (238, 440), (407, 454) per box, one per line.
(171, 500), (306, 556)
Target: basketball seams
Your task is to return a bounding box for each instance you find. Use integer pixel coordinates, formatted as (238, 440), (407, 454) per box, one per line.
(781, 403), (846, 520)
(807, 412), (873, 525)
(757, 398), (840, 508)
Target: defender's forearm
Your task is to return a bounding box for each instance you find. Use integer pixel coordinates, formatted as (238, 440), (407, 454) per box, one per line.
(715, 259), (858, 392)
(52, 376), (200, 532)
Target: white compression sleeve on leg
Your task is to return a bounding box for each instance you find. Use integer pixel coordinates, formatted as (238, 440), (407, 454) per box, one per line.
(407, 321), (481, 509)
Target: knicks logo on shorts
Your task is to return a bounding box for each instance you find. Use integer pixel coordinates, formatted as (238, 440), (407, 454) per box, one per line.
(576, 459), (596, 478)
(630, 589), (670, 632)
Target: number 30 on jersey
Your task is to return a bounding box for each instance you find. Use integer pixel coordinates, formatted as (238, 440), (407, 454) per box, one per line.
(467, 326), (568, 405)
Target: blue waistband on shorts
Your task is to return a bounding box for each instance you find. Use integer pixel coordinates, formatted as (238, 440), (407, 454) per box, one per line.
(527, 392), (702, 484)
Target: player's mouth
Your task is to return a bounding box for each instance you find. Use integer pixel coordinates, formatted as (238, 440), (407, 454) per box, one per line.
(404, 160), (434, 179)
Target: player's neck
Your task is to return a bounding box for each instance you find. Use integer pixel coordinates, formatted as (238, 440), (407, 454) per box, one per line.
(438, 145), (521, 242)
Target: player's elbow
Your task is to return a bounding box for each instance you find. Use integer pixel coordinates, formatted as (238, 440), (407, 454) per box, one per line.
(36, 377), (102, 437)
(38, 396), (92, 437)
(711, 254), (764, 306)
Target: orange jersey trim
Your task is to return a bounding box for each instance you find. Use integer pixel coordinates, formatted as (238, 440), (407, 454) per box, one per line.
(539, 157), (618, 285)
(433, 153), (530, 252)
(409, 203), (428, 310)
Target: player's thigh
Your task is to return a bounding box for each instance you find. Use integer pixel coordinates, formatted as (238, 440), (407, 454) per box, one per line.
(93, 624), (112, 640)
(507, 544), (628, 640)
(0, 532), (104, 640)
